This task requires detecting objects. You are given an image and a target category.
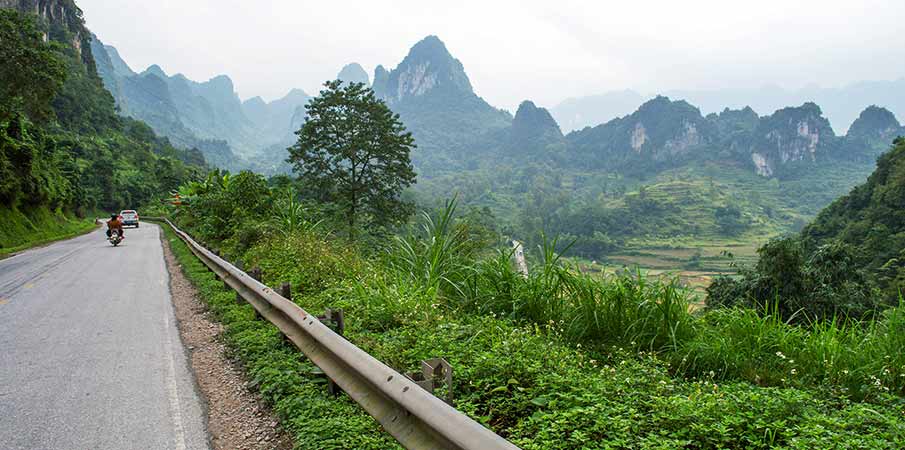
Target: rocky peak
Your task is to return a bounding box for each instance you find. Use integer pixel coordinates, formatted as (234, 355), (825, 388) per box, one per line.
(749, 102), (837, 177)
(142, 64), (167, 79)
(508, 101), (563, 153)
(624, 96), (712, 157)
(203, 75), (235, 95)
(378, 35), (473, 104)
(513, 101), (561, 135)
(103, 45), (134, 77)
(847, 106), (901, 141)
(336, 63), (370, 86)
(843, 106), (903, 159)
(372, 65), (390, 98)
(714, 106), (759, 131)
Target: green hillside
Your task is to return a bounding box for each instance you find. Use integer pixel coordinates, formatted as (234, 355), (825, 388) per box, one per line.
(0, 4), (201, 252)
(803, 137), (905, 300)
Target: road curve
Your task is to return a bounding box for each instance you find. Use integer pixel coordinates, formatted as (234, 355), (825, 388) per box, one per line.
(0, 223), (209, 450)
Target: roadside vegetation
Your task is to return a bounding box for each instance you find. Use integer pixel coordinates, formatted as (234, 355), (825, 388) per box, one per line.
(0, 205), (96, 256)
(156, 80), (905, 448)
(165, 181), (904, 448)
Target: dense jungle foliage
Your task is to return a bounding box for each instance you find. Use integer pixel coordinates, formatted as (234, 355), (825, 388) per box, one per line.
(0, 7), (201, 251)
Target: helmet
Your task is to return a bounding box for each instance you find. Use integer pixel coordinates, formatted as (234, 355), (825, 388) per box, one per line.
(111, 213), (118, 219)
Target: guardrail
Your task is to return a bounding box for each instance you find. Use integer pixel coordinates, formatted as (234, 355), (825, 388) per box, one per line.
(158, 218), (520, 450)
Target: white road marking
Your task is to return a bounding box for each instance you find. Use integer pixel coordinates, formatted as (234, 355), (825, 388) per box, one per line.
(164, 308), (188, 450)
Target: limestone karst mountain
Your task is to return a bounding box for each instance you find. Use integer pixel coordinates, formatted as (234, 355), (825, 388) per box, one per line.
(336, 63), (370, 86)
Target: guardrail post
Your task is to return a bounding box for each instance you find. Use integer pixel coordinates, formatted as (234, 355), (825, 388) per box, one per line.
(233, 259), (244, 304)
(406, 358), (454, 405)
(279, 282), (293, 346)
(317, 308), (345, 395)
(249, 267), (263, 319)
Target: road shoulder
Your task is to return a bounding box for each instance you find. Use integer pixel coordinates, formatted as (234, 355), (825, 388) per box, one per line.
(160, 231), (293, 450)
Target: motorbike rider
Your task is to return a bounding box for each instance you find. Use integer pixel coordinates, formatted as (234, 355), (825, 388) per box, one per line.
(106, 213), (124, 239)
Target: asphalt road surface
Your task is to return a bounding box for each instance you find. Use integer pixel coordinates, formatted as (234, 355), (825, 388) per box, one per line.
(0, 223), (209, 450)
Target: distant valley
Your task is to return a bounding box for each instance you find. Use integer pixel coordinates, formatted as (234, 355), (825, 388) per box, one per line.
(89, 33), (905, 265)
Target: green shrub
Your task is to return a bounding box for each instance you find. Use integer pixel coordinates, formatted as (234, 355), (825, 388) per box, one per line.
(707, 238), (881, 322)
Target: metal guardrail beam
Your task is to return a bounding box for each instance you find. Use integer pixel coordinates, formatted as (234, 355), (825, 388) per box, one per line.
(160, 218), (520, 450)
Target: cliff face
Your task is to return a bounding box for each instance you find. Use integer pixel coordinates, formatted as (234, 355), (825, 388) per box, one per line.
(566, 96), (717, 170)
(748, 103), (837, 176)
(371, 35), (511, 167)
(377, 36), (474, 106)
(2, 0), (93, 66)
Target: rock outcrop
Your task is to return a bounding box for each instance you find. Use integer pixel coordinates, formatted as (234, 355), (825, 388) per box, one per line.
(748, 103), (837, 176)
(371, 35), (511, 166)
(566, 96), (716, 170)
(377, 36), (474, 105)
(2, 0), (93, 65)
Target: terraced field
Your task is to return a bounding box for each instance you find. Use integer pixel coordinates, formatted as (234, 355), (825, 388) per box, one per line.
(573, 238), (764, 302)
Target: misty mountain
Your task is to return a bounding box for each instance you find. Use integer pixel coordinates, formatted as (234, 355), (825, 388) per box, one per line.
(506, 101), (564, 155)
(91, 36), (316, 170)
(371, 35), (512, 170)
(241, 88), (311, 144)
(553, 81), (905, 135)
(336, 63), (370, 86)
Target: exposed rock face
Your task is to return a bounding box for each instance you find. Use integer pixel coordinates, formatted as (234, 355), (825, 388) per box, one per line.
(631, 123), (647, 152)
(751, 152), (772, 177)
(748, 103), (837, 176)
(377, 35), (474, 105)
(336, 63), (370, 86)
(371, 35), (511, 166)
(3, 0), (93, 65)
(566, 96), (716, 170)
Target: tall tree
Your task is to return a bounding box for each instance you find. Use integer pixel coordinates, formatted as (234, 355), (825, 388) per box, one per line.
(288, 80), (416, 239)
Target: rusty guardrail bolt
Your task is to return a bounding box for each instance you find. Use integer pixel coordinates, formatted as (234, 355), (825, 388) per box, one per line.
(405, 358), (454, 405)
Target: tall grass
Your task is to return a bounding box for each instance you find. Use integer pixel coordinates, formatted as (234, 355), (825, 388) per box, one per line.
(383, 214), (905, 399)
(385, 196), (476, 300)
(270, 187), (325, 236)
(458, 235), (695, 351)
(672, 297), (905, 399)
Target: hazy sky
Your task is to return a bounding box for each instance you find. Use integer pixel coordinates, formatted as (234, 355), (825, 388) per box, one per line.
(79, 0), (905, 111)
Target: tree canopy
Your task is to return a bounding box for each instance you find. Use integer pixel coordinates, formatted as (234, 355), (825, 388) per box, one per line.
(288, 80), (416, 239)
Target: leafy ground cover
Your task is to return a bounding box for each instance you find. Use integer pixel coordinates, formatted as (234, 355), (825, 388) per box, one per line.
(165, 209), (905, 448)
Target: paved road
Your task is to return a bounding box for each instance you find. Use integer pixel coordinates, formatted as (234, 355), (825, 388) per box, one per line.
(0, 224), (209, 450)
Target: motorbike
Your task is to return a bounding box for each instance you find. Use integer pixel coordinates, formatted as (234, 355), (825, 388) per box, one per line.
(108, 229), (123, 247)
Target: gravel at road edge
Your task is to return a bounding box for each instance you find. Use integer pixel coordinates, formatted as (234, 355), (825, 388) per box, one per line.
(160, 234), (293, 450)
